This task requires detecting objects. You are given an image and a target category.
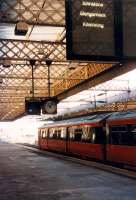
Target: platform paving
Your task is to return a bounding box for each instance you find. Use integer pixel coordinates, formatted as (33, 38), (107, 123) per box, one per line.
(0, 141), (136, 200)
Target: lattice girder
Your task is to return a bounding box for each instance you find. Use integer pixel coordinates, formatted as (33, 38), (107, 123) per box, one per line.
(0, 39), (66, 61)
(0, 0), (65, 26)
(53, 63), (113, 96)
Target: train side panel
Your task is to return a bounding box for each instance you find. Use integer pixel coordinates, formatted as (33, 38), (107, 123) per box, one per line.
(47, 139), (66, 152)
(47, 127), (67, 153)
(107, 145), (136, 167)
(40, 139), (48, 150)
(68, 142), (105, 160)
(67, 125), (105, 160)
(39, 128), (48, 150)
(106, 122), (136, 169)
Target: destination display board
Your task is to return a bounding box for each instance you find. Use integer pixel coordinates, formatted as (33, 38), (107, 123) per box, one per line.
(66, 0), (136, 61)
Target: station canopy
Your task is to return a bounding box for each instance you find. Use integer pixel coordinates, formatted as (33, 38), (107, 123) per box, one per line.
(0, 0), (135, 121)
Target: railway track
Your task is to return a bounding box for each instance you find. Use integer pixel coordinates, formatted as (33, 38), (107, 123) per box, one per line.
(17, 143), (136, 180)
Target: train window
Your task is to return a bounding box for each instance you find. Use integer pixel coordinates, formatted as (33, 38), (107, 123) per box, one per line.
(111, 126), (127, 132)
(82, 127), (95, 143)
(69, 126), (104, 144)
(94, 127), (105, 144)
(74, 128), (82, 142)
(132, 133), (136, 146)
(58, 130), (61, 139)
(57, 128), (66, 140)
(53, 130), (57, 139)
(120, 132), (132, 146)
(49, 128), (66, 140)
(110, 125), (127, 145)
(49, 128), (55, 139)
(109, 125), (134, 146)
(42, 129), (48, 139)
(82, 127), (92, 143)
(68, 127), (75, 140)
(110, 132), (121, 145)
(68, 126), (83, 142)
(130, 125), (136, 146)
(42, 130), (45, 138)
(74, 133), (82, 142)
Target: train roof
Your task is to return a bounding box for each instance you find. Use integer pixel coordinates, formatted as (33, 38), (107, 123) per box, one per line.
(39, 113), (111, 129)
(107, 110), (136, 122)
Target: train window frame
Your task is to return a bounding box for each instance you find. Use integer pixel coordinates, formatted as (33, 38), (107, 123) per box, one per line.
(109, 124), (136, 146)
(49, 127), (66, 140)
(82, 126), (93, 143)
(130, 124), (136, 146)
(57, 127), (67, 140)
(68, 125), (104, 144)
(68, 126), (83, 142)
(94, 127), (105, 144)
(109, 125), (128, 145)
(41, 129), (48, 139)
(49, 128), (57, 139)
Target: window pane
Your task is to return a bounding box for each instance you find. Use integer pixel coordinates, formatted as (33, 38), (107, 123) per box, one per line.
(74, 133), (82, 142)
(130, 124), (136, 146)
(74, 128), (82, 142)
(95, 127), (105, 144)
(110, 125), (132, 145)
(41, 130), (47, 139)
(82, 126), (93, 143)
(49, 128), (56, 139)
(110, 132), (121, 145)
(57, 128), (66, 140)
(110, 125), (124, 145)
(69, 126), (104, 144)
(68, 126), (83, 142)
(121, 131), (132, 145)
(132, 132), (136, 146)
(49, 127), (66, 140)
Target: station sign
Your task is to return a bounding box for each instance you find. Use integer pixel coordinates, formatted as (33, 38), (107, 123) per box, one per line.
(25, 97), (58, 115)
(66, 0), (136, 61)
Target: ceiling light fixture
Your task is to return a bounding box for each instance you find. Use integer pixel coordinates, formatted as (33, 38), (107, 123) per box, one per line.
(15, 1), (28, 36)
(3, 60), (11, 68)
(15, 21), (28, 36)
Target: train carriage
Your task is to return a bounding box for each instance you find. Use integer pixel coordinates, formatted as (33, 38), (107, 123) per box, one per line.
(38, 114), (110, 160)
(107, 110), (136, 168)
(67, 113), (110, 160)
(38, 110), (136, 170)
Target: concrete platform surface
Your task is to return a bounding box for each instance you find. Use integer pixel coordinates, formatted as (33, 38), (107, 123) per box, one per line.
(0, 141), (136, 200)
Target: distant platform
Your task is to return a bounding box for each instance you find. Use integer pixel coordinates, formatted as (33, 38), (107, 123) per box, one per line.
(0, 141), (136, 200)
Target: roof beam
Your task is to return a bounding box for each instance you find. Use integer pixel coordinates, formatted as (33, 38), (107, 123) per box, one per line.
(0, 38), (65, 44)
(0, 21), (65, 27)
(0, 39), (66, 62)
(56, 62), (136, 101)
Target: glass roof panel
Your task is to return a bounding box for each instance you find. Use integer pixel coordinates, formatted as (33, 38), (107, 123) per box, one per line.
(29, 26), (64, 41)
(0, 23), (64, 42)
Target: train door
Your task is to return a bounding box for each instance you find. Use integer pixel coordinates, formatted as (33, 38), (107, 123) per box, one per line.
(40, 128), (48, 150)
(48, 127), (67, 153)
(66, 127), (69, 153)
(38, 129), (42, 148)
(107, 124), (136, 167)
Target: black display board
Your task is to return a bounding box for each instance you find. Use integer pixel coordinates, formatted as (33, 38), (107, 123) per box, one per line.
(25, 100), (41, 115)
(66, 0), (136, 61)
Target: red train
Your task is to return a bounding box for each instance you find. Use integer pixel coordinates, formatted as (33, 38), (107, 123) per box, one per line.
(38, 110), (136, 170)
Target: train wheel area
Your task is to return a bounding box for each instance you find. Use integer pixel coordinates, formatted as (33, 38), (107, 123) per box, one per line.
(0, 141), (136, 200)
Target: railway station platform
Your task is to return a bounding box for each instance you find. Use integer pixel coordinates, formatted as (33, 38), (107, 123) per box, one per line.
(0, 141), (136, 200)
